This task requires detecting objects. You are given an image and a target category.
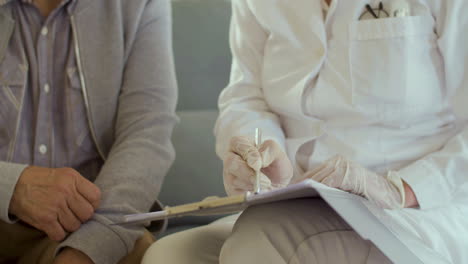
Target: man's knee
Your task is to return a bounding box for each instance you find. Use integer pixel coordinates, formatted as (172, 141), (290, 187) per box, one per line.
(0, 221), (49, 261)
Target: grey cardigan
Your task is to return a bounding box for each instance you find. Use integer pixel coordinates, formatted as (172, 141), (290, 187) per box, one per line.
(0, 0), (177, 263)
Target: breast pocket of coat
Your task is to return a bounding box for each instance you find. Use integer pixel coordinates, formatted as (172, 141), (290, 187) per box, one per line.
(348, 15), (444, 125)
(0, 60), (27, 159)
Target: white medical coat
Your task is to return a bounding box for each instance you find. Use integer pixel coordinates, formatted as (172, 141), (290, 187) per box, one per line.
(215, 0), (468, 263)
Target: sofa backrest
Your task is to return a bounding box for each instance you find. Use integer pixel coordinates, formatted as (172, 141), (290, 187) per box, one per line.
(172, 0), (232, 111)
(157, 0), (232, 226)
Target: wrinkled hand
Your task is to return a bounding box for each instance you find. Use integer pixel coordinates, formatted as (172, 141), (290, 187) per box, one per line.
(54, 247), (94, 264)
(223, 136), (293, 195)
(306, 155), (405, 209)
(9, 167), (101, 241)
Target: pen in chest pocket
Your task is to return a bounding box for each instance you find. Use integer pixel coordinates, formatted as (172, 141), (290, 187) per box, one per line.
(390, 0), (411, 17)
(359, 1), (411, 20)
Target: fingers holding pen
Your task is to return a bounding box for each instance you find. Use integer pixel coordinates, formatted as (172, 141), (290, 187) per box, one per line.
(229, 136), (262, 172)
(223, 152), (256, 195)
(224, 133), (295, 195)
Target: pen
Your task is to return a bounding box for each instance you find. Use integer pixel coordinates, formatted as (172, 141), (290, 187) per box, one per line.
(390, 0), (410, 17)
(254, 128), (262, 194)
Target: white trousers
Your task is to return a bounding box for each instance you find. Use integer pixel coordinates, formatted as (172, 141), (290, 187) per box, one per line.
(143, 199), (391, 264)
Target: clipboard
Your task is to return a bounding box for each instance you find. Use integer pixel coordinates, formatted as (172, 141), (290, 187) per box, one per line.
(115, 179), (423, 264)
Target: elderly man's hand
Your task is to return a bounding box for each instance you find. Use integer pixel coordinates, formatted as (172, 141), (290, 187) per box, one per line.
(223, 136), (293, 195)
(305, 155), (406, 209)
(54, 247), (94, 264)
(9, 166), (101, 241)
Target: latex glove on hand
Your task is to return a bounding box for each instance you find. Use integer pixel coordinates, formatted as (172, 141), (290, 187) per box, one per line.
(223, 136), (293, 196)
(306, 155), (405, 209)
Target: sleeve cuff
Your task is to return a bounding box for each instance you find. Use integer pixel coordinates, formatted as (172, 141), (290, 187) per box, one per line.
(397, 159), (451, 210)
(386, 171), (406, 208)
(0, 162), (28, 223)
(56, 220), (139, 264)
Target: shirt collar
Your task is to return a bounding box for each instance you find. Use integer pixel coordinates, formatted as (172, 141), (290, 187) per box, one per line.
(0, 0), (78, 13)
(0, 0), (13, 7)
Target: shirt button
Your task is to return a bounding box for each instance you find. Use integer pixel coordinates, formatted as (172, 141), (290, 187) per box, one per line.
(44, 83), (50, 94)
(41, 27), (48, 36)
(38, 144), (48, 155)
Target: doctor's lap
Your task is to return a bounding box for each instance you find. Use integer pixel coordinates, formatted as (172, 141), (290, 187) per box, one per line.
(143, 137), (391, 264)
(143, 200), (390, 264)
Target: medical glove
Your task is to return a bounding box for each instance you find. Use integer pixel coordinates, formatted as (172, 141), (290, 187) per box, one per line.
(223, 136), (293, 196)
(306, 155), (406, 209)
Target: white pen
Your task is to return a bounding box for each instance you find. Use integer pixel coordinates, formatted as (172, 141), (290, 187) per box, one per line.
(390, 0), (411, 17)
(254, 128), (262, 194)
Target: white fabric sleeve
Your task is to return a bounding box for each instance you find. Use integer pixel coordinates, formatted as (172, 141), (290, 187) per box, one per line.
(214, 0), (285, 160)
(397, 0), (468, 210)
(398, 127), (468, 209)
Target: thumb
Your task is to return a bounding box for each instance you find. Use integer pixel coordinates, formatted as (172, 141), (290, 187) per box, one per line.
(229, 136), (262, 171)
(258, 140), (293, 186)
(258, 140), (282, 168)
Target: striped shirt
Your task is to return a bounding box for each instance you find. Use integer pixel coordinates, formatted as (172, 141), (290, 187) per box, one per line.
(0, 0), (102, 180)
